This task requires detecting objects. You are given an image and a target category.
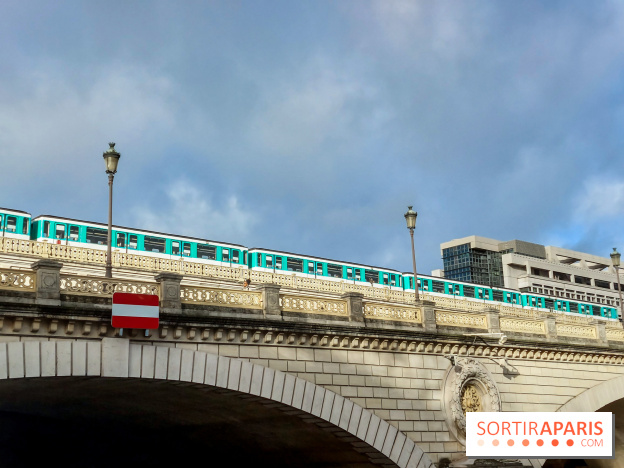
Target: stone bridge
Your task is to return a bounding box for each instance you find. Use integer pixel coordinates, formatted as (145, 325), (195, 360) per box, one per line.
(1, 238), (624, 467)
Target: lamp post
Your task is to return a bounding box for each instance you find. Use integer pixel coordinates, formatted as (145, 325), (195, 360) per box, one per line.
(404, 206), (419, 302)
(103, 143), (120, 278)
(610, 248), (624, 322)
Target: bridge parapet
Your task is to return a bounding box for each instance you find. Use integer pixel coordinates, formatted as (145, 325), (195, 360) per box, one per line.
(0, 250), (622, 350)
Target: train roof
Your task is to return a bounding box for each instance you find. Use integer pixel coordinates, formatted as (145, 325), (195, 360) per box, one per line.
(248, 247), (403, 273)
(0, 207), (31, 216)
(32, 215), (247, 249)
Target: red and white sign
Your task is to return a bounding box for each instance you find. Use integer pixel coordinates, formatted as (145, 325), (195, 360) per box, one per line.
(466, 412), (614, 459)
(112, 292), (159, 329)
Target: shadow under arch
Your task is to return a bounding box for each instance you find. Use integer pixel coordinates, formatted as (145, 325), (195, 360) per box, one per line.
(0, 338), (434, 468)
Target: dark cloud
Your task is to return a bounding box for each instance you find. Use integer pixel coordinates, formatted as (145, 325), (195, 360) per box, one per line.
(1, 1), (623, 273)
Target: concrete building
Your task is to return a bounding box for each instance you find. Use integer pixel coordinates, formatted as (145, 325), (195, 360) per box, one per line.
(440, 236), (622, 311)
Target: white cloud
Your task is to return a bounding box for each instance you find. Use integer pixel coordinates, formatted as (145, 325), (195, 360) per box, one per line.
(364, 0), (492, 61)
(0, 63), (179, 181)
(575, 177), (624, 221)
(131, 179), (258, 243)
(249, 59), (375, 157)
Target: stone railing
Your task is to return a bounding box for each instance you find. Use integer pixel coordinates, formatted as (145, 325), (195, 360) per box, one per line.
(363, 303), (421, 323)
(60, 275), (159, 297)
(0, 268), (35, 291)
(1, 239), (622, 346)
(281, 295), (348, 316)
(181, 286), (262, 310)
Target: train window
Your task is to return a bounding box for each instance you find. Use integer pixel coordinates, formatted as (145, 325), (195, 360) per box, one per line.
(492, 290), (503, 302)
(365, 270), (378, 284)
(183, 243), (191, 256)
(43, 221), (50, 237)
(222, 249), (230, 262)
(69, 226), (79, 240)
(287, 258), (302, 272)
(257, 253), (262, 266)
(569, 302), (579, 312)
(390, 275), (396, 286)
(432, 281), (444, 293)
(22, 218), (28, 234)
(198, 244), (216, 260)
(55, 224), (65, 239)
(116, 233), (125, 248)
(544, 298), (554, 309)
(172, 241), (180, 255)
(308, 262), (315, 274)
(144, 236), (166, 253)
(0, 215), (2, 229)
(275, 257), (282, 269)
(327, 264), (342, 278)
(86, 227), (107, 245)
(232, 251), (240, 263)
(355, 270), (361, 281)
(463, 286), (475, 298)
(129, 235), (138, 249)
(243, 252), (247, 264)
(317, 263), (323, 275)
(266, 255), (273, 268)
(347, 268), (353, 279)
(6, 216), (16, 232)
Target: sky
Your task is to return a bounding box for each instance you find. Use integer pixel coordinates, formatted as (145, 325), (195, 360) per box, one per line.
(1, 1), (624, 275)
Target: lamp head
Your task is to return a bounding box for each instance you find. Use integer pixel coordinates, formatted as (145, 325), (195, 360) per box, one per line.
(611, 248), (621, 268)
(404, 206), (417, 230)
(103, 142), (120, 174)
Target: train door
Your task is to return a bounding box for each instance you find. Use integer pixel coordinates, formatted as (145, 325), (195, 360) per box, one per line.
(128, 234), (139, 250)
(116, 232), (126, 249)
(69, 225), (80, 242)
(6, 216), (17, 233)
(182, 242), (191, 257)
(54, 223), (66, 244)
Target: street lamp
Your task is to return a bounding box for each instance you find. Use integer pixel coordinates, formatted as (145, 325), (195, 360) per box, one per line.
(103, 143), (120, 278)
(610, 248), (624, 322)
(404, 206), (419, 302)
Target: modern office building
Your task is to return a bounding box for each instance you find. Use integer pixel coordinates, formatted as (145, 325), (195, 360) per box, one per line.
(440, 236), (622, 309)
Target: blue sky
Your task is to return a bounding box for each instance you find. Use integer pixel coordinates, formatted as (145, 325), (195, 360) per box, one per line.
(2, 1), (624, 274)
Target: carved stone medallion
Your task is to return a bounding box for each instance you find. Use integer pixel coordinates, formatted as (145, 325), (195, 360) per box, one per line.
(441, 357), (501, 445)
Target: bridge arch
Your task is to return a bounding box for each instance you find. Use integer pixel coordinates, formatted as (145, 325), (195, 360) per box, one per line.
(557, 374), (624, 413)
(0, 338), (433, 467)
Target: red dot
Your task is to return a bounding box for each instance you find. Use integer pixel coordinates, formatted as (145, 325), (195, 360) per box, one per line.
(522, 439), (529, 446)
(567, 439), (574, 447)
(552, 439), (559, 446)
(507, 439), (514, 446)
(537, 439), (544, 447)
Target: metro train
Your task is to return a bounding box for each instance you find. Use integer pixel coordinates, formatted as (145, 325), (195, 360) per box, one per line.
(0, 206), (619, 320)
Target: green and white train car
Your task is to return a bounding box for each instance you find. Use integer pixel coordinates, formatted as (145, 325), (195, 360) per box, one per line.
(13, 208), (620, 322)
(248, 248), (404, 290)
(402, 273), (618, 319)
(31, 215), (248, 267)
(0, 207), (31, 240)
